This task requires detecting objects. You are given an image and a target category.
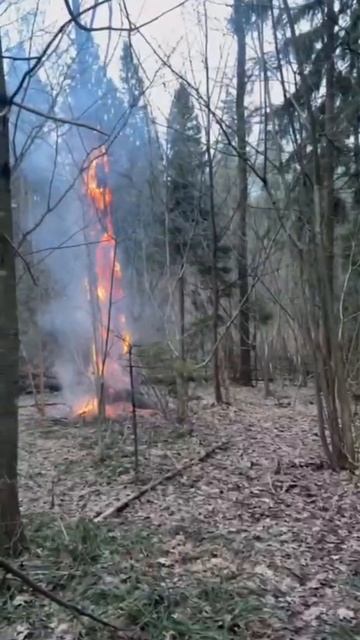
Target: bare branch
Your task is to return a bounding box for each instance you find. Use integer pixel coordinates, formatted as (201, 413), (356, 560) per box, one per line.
(12, 100), (108, 135)
(63, 0), (190, 33)
(1, 232), (37, 286)
(0, 557), (135, 637)
(9, 1), (109, 104)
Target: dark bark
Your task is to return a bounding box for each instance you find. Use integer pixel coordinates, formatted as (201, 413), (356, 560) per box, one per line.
(0, 36), (26, 555)
(234, 0), (252, 386)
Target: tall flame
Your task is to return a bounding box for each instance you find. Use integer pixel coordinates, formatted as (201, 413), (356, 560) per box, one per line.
(75, 147), (131, 418)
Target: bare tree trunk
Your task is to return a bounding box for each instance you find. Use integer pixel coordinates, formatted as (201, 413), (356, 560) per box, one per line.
(218, 343), (231, 404)
(263, 339), (271, 399)
(0, 38), (26, 555)
(282, 0), (355, 468)
(203, 0), (222, 404)
(323, 0), (336, 298)
(176, 270), (187, 421)
(179, 270), (185, 364)
(252, 319), (258, 385)
(128, 344), (139, 478)
(234, 0), (252, 386)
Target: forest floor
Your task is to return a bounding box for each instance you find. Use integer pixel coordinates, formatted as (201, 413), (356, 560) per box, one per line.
(1, 384), (360, 639)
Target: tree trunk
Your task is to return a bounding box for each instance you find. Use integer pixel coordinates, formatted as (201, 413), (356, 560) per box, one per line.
(263, 339), (271, 399)
(0, 37), (26, 555)
(203, 0), (222, 404)
(323, 0), (336, 299)
(176, 270), (187, 422)
(179, 270), (185, 364)
(283, 0), (355, 468)
(234, 0), (252, 386)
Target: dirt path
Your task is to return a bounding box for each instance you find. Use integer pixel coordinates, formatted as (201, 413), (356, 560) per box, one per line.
(16, 385), (360, 638)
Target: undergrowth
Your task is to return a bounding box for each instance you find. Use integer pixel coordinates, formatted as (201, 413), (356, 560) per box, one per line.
(0, 514), (273, 639)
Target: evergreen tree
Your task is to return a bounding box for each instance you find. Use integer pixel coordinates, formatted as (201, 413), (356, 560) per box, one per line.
(166, 82), (204, 263)
(166, 82), (204, 415)
(115, 42), (164, 325)
(121, 42), (145, 114)
(68, 1), (123, 134)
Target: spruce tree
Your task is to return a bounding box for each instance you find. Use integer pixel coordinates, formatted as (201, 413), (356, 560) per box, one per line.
(116, 42), (164, 317)
(166, 82), (203, 264)
(166, 82), (204, 417)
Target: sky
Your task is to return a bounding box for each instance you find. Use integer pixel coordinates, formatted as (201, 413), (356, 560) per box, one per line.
(1, 0), (235, 124)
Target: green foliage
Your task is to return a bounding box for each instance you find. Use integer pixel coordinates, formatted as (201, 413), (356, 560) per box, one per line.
(174, 357), (198, 381)
(137, 342), (203, 394)
(67, 25), (123, 131)
(230, 0), (270, 33)
(167, 82), (204, 261)
(282, 24), (325, 64)
(290, 0), (323, 23)
(112, 41), (165, 309)
(1, 514), (271, 640)
(116, 581), (266, 639)
(120, 41), (145, 108)
(29, 515), (110, 564)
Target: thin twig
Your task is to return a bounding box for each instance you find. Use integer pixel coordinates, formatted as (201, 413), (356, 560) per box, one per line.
(64, 0), (190, 33)
(1, 232), (37, 285)
(12, 100), (107, 136)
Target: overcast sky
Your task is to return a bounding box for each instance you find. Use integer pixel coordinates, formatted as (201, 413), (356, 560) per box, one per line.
(89, 0), (235, 122)
(2, 0), (235, 122)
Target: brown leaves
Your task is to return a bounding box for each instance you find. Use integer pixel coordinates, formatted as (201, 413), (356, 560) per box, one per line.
(18, 385), (360, 638)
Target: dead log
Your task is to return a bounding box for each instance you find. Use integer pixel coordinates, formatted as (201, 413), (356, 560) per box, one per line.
(19, 372), (61, 394)
(94, 439), (230, 522)
(106, 387), (155, 410)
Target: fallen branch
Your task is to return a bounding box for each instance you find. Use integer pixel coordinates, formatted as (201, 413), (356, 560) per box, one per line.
(0, 558), (134, 638)
(94, 439), (230, 522)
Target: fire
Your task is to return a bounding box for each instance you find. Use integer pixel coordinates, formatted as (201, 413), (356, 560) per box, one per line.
(123, 332), (132, 354)
(85, 150), (112, 210)
(76, 146), (131, 419)
(76, 397), (98, 417)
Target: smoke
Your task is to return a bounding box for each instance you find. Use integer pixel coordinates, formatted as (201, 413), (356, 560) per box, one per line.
(7, 46), (114, 407)
(7, 27), (164, 411)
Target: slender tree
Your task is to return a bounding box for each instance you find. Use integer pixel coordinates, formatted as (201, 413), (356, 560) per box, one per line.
(233, 0), (252, 385)
(203, 0), (222, 403)
(0, 36), (26, 555)
(117, 40), (164, 303)
(274, 0), (356, 468)
(166, 82), (203, 417)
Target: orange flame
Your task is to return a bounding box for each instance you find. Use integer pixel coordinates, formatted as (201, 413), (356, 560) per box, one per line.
(76, 147), (130, 419)
(85, 150), (113, 210)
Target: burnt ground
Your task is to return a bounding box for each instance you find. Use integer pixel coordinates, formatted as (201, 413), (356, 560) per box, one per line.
(1, 384), (360, 639)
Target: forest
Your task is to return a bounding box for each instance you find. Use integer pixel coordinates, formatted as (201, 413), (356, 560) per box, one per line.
(0, 0), (360, 638)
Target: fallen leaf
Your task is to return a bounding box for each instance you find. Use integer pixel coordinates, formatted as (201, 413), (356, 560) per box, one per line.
(302, 605), (324, 622)
(337, 607), (355, 620)
(15, 625), (31, 640)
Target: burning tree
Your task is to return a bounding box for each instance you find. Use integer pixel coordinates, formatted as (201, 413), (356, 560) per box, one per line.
(76, 147), (131, 420)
